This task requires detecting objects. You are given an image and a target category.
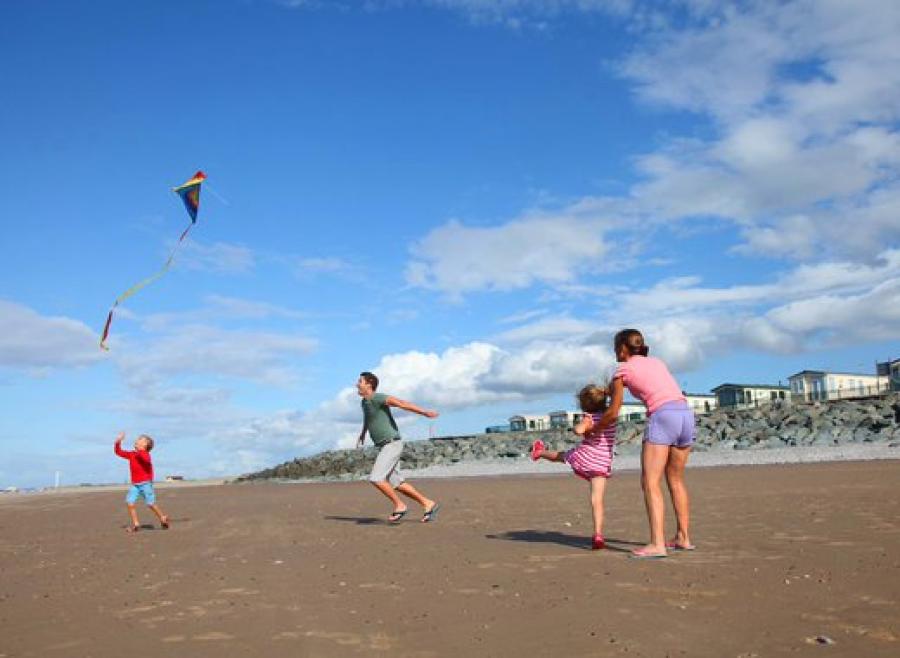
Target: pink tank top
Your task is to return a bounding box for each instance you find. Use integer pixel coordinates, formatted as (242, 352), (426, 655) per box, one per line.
(614, 355), (685, 414)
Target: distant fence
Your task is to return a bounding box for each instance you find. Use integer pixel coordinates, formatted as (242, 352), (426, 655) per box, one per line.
(719, 382), (894, 410)
(790, 381), (893, 404)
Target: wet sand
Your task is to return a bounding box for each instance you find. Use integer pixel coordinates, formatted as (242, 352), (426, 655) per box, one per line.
(1, 460), (899, 657)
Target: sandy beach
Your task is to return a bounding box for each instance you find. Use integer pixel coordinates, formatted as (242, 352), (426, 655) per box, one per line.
(2, 459), (899, 657)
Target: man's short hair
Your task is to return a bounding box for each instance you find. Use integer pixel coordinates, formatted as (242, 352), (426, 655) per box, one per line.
(360, 371), (379, 391)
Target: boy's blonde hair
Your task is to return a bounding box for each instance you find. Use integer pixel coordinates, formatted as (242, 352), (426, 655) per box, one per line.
(577, 385), (609, 413)
(138, 435), (154, 451)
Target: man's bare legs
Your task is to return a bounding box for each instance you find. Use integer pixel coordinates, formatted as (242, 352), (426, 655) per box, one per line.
(371, 481), (407, 514)
(396, 481), (436, 514)
(637, 443), (670, 555)
(371, 480), (437, 519)
(665, 446), (692, 548)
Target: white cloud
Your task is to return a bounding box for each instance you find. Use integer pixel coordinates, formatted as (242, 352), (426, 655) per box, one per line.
(617, 0), (900, 259)
(178, 240), (255, 274)
(0, 300), (102, 372)
(406, 215), (611, 298)
(116, 324), (318, 389)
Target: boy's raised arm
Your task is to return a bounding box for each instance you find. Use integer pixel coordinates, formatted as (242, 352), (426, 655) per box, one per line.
(113, 431), (130, 458)
(385, 396), (439, 419)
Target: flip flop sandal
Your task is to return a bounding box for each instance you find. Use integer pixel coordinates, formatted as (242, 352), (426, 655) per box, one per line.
(665, 541), (695, 551)
(421, 503), (441, 523)
(388, 510), (408, 523)
(530, 440), (545, 461)
(592, 534), (606, 550)
(160, 519), (170, 530)
(630, 549), (667, 560)
(126, 525), (141, 534)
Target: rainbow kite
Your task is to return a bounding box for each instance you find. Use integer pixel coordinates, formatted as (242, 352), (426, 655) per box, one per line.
(99, 171), (207, 350)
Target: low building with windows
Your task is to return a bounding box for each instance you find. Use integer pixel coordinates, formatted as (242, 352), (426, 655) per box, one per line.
(546, 403), (648, 429)
(788, 370), (885, 402)
(712, 383), (789, 408)
(509, 414), (551, 432)
(685, 393), (717, 415)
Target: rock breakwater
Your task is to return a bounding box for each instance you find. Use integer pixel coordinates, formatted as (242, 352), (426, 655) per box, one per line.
(239, 393), (900, 481)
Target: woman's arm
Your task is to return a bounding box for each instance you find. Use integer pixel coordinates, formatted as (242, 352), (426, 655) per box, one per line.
(593, 378), (624, 429)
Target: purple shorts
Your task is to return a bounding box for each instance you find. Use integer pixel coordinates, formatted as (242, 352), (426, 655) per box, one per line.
(644, 401), (696, 447)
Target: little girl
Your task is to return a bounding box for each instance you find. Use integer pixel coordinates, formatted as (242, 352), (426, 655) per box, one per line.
(530, 384), (616, 550)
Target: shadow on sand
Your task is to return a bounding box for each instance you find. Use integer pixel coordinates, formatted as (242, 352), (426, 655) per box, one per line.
(486, 529), (643, 553)
(323, 515), (393, 526)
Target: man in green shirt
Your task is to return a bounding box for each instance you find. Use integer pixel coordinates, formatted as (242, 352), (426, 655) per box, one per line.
(357, 371), (441, 523)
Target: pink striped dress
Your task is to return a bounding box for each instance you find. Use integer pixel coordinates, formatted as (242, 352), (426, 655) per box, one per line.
(564, 413), (616, 479)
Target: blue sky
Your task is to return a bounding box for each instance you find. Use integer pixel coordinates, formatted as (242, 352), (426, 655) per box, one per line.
(2, 0), (899, 488)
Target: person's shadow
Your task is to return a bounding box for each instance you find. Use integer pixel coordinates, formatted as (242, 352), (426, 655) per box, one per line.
(324, 515), (392, 526)
(486, 529), (643, 553)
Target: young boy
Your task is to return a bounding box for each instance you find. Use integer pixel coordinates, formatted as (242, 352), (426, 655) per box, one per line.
(356, 372), (441, 523)
(114, 431), (169, 533)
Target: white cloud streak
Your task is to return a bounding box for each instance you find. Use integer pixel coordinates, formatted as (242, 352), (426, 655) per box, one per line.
(0, 300), (102, 373)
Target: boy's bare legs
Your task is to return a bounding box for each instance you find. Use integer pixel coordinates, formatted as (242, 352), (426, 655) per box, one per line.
(665, 447), (692, 548)
(638, 443), (670, 555)
(126, 504), (140, 530)
(395, 481), (436, 513)
(148, 503), (170, 529)
(589, 476), (607, 537)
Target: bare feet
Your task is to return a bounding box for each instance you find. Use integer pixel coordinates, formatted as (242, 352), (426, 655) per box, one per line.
(665, 537), (695, 550)
(160, 516), (170, 530)
(630, 545), (667, 559)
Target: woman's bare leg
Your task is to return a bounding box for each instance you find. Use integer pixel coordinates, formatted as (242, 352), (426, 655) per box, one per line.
(665, 446), (692, 547)
(638, 443), (670, 554)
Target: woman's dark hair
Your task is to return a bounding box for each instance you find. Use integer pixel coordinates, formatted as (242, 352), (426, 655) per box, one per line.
(360, 371), (379, 390)
(614, 329), (649, 357)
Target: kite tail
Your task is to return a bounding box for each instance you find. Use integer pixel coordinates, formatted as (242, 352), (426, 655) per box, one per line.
(99, 222), (195, 350)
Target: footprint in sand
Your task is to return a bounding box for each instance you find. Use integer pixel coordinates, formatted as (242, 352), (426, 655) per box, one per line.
(358, 582), (403, 592)
(304, 630), (396, 650)
(193, 632), (235, 641)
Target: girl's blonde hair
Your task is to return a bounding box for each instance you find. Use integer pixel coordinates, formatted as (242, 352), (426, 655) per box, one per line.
(577, 385), (609, 413)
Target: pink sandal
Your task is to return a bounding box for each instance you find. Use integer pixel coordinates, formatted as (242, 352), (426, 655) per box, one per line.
(530, 440), (545, 461)
(592, 534), (605, 550)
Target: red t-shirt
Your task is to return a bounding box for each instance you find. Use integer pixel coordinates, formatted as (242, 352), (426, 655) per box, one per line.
(114, 441), (154, 483)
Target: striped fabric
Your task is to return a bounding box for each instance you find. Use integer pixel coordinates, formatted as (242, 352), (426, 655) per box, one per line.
(565, 413), (616, 479)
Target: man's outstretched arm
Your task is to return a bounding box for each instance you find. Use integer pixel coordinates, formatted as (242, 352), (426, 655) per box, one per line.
(385, 397), (439, 419)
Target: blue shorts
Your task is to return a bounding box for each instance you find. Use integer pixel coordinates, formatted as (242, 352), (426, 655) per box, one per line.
(645, 401), (696, 447)
(126, 481), (156, 505)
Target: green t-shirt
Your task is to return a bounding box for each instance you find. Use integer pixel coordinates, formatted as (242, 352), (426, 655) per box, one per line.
(361, 392), (400, 447)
